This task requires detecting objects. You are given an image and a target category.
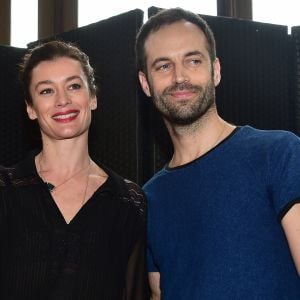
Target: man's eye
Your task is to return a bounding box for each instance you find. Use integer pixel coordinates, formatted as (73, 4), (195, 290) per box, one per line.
(190, 59), (201, 65)
(40, 88), (53, 95)
(157, 64), (170, 71)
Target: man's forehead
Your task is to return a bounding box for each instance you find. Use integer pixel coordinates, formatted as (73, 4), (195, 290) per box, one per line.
(144, 22), (209, 60)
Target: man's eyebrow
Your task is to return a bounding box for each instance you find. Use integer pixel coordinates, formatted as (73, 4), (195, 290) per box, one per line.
(150, 51), (206, 68)
(184, 50), (206, 58)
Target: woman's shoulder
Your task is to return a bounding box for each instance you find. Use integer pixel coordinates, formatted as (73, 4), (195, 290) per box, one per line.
(0, 167), (40, 189)
(95, 161), (147, 220)
(115, 178), (147, 224)
(113, 174), (147, 214)
(1, 152), (40, 188)
(123, 178), (147, 215)
(0, 165), (11, 187)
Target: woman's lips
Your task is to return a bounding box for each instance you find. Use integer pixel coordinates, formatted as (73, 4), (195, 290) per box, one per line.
(52, 110), (79, 122)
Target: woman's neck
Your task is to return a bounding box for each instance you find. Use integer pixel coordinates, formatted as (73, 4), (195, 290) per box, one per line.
(37, 135), (90, 172)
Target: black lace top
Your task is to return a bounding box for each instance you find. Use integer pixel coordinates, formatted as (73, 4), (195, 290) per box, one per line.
(0, 154), (149, 300)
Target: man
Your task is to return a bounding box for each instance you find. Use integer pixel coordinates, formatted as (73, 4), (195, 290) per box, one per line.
(136, 7), (300, 299)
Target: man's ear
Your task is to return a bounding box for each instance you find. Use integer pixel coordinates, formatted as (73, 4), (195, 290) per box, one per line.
(138, 71), (152, 97)
(213, 58), (221, 87)
(26, 102), (37, 120)
(90, 96), (97, 110)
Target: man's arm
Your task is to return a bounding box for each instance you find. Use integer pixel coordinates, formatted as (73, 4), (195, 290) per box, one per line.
(149, 272), (161, 300)
(281, 202), (300, 275)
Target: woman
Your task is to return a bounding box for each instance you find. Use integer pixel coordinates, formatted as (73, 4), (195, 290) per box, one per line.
(0, 40), (149, 299)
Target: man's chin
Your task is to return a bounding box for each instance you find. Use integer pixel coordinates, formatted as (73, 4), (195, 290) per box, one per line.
(164, 104), (215, 126)
(165, 114), (202, 126)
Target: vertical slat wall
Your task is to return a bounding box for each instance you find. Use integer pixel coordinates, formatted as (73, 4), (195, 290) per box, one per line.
(0, 8), (299, 185)
(291, 26), (300, 135)
(28, 9), (145, 183)
(0, 45), (28, 166)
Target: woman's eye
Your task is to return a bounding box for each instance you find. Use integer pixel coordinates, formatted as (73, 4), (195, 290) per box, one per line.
(40, 88), (53, 95)
(69, 83), (81, 90)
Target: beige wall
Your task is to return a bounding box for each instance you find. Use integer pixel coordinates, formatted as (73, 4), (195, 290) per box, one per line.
(0, 0), (78, 46)
(0, 0), (253, 46)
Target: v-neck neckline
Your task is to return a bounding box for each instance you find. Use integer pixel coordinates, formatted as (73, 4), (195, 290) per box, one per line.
(11, 150), (132, 228)
(41, 176), (111, 227)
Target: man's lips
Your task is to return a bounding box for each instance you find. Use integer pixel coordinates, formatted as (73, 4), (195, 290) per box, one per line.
(52, 110), (79, 122)
(167, 90), (196, 99)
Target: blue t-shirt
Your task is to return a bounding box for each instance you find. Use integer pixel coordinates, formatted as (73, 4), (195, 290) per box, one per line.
(144, 126), (300, 299)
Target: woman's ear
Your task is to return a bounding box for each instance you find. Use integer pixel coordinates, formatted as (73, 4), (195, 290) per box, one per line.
(90, 96), (97, 110)
(26, 101), (37, 120)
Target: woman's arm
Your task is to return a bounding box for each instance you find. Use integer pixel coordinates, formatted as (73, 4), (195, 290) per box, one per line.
(125, 234), (150, 299)
(149, 272), (161, 300)
(282, 202), (300, 276)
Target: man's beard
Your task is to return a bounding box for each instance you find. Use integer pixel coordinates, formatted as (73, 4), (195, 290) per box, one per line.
(150, 79), (216, 126)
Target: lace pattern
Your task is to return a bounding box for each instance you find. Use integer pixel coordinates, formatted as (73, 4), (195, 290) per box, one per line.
(122, 179), (147, 221)
(0, 168), (40, 187)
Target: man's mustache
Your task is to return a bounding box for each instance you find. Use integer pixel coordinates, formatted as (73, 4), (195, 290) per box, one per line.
(163, 82), (203, 95)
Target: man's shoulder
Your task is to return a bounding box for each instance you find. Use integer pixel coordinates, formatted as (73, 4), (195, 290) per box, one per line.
(142, 168), (167, 191)
(238, 125), (297, 139)
(236, 125), (300, 149)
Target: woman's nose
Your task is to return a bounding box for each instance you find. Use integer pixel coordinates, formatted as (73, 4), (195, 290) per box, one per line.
(55, 90), (71, 107)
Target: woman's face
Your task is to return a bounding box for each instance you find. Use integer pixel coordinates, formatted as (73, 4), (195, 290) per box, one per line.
(27, 56), (97, 141)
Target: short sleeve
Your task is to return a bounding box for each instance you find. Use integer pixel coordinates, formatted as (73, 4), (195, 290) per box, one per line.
(147, 244), (159, 272)
(269, 132), (300, 219)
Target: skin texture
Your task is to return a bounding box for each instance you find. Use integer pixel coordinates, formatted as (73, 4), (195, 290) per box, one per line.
(27, 56), (97, 142)
(139, 20), (300, 298)
(281, 203), (300, 275)
(139, 21), (220, 127)
(27, 56), (107, 224)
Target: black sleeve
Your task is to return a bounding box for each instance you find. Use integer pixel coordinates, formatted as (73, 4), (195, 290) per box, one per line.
(125, 225), (150, 300)
(123, 180), (150, 300)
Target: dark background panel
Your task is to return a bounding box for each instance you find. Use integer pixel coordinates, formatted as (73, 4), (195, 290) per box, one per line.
(0, 45), (30, 166)
(144, 7), (295, 178)
(205, 15), (293, 131)
(0, 7), (299, 186)
(291, 26), (300, 134)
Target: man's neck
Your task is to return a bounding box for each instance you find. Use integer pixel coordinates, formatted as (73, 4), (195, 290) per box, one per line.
(166, 113), (235, 167)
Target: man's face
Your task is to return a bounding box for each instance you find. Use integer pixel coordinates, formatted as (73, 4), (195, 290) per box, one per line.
(139, 21), (221, 125)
